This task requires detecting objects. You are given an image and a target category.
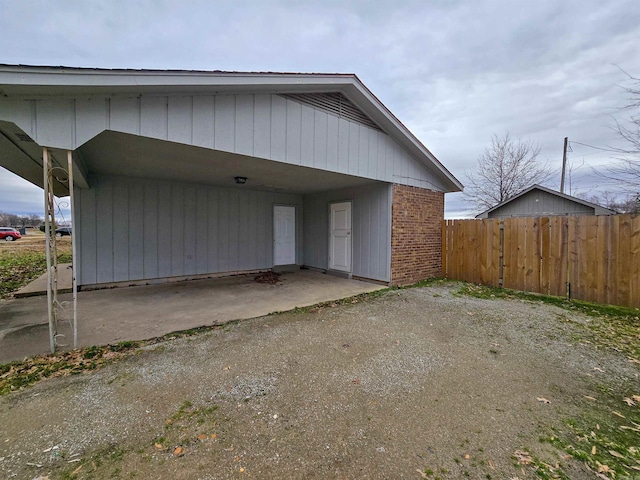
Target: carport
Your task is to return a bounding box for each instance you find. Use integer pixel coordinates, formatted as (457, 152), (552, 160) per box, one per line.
(0, 65), (462, 355)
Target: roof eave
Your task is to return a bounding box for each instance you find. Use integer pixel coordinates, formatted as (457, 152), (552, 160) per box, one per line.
(0, 65), (463, 192)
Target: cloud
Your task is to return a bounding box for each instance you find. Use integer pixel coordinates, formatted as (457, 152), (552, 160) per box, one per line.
(0, 0), (639, 218)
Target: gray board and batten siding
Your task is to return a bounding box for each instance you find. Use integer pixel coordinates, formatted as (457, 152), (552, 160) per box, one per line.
(0, 93), (448, 191)
(75, 175), (304, 286)
(75, 176), (392, 286)
(304, 183), (392, 283)
(480, 189), (613, 218)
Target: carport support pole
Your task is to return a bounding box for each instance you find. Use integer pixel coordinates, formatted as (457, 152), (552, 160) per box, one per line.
(43, 147), (55, 353)
(67, 150), (78, 349)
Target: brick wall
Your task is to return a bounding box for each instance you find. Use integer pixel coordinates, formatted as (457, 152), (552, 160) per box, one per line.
(390, 184), (444, 286)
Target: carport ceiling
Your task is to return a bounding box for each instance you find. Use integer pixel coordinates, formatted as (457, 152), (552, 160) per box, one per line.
(78, 131), (380, 194)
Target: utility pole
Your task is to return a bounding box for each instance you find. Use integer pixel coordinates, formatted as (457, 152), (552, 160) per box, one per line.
(560, 137), (568, 193)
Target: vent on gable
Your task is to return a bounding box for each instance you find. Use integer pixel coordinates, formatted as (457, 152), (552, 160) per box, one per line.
(281, 92), (382, 131)
(14, 132), (34, 143)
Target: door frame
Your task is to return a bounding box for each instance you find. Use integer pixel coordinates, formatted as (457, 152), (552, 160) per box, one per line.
(328, 200), (352, 274)
(273, 204), (297, 266)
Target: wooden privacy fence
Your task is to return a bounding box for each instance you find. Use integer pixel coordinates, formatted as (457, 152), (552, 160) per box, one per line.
(442, 214), (640, 309)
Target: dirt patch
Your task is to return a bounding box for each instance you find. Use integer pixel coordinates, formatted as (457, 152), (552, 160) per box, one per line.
(254, 271), (281, 285)
(0, 283), (638, 479)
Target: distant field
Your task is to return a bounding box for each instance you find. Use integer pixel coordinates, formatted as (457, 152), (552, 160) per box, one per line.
(0, 231), (72, 298)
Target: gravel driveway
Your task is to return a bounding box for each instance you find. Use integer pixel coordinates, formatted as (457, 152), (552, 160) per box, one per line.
(1, 282), (636, 479)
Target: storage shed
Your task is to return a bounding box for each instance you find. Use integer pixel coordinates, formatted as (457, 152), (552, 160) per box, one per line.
(476, 184), (617, 219)
(0, 65), (462, 289)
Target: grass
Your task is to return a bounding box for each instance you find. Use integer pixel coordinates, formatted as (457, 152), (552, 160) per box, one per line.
(454, 282), (640, 478)
(542, 390), (640, 479)
(0, 341), (143, 395)
(456, 282), (640, 359)
(0, 235), (72, 298)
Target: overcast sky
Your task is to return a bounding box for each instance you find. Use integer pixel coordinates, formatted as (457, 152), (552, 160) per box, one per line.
(1, 0), (639, 218)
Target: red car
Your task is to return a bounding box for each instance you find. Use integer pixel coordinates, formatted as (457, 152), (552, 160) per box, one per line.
(0, 227), (21, 241)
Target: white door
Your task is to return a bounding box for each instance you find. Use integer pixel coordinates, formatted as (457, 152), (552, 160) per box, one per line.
(273, 206), (296, 265)
(329, 202), (352, 272)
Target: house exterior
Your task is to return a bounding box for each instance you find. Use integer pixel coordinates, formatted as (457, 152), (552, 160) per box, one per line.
(0, 65), (462, 287)
(475, 184), (617, 219)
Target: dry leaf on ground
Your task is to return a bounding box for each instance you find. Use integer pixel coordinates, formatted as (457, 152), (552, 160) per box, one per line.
(513, 450), (532, 465)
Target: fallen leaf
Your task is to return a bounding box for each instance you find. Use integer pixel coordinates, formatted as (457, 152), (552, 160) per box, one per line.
(210, 434), (217, 439)
(536, 397), (551, 404)
(592, 446), (597, 455)
(620, 425), (640, 432)
(464, 454), (470, 459)
(593, 367), (605, 372)
(633, 395), (640, 402)
(416, 469), (428, 479)
(629, 357), (640, 364)
(596, 424), (600, 430)
(72, 464), (83, 475)
(352, 378), (361, 385)
(239, 467), (245, 473)
(612, 410), (626, 418)
(513, 450), (532, 465)
(609, 450), (625, 459)
(596, 461), (611, 473)
(488, 460), (495, 470)
(154, 443), (164, 450)
(173, 446), (185, 457)
(584, 396), (597, 401)
(198, 434), (208, 441)
(623, 397), (636, 406)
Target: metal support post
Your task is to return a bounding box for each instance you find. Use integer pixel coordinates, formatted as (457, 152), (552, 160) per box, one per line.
(67, 150), (78, 349)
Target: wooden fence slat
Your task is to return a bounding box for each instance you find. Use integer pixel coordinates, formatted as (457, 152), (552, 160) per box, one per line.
(617, 216), (631, 307)
(516, 218), (527, 292)
(609, 216), (620, 306)
(595, 215), (607, 305)
(442, 219), (447, 277)
(630, 215), (640, 308)
(493, 219), (501, 286)
(540, 217), (550, 295)
(502, 219), (512, 289)
(580, 215), (601, 302)
(548, 217), (561, 296)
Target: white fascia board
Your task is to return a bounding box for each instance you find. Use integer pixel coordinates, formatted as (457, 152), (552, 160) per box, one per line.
(342, 80), (463, 192)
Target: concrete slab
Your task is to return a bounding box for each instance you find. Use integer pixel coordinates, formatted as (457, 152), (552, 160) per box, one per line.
(14, 263), (73, 298)
(0, 270), (385, 363)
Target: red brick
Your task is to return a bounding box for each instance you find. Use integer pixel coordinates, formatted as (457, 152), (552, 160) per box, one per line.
(390, 184), (444, 286)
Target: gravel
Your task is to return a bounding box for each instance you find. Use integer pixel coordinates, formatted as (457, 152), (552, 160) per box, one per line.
(0, 282), (636, 479)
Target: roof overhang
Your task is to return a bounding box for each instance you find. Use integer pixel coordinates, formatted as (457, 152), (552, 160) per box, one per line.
(0, 120), (89, 196)
(0, 65), (463, 193)
(77, 130), (382, 194)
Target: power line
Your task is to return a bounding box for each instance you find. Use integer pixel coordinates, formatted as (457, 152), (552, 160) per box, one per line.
(569, 140), (619, 153)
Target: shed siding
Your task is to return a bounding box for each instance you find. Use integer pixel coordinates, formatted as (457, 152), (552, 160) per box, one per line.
(303, 183), (391, 283)
(0, 94), (446, 191)
(74, 175), (303, 286)
(489, 190), (594, 218)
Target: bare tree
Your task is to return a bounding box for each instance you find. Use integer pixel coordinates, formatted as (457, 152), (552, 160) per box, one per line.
(598, 72), (640, 193)
(464, 132), (552, 211)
